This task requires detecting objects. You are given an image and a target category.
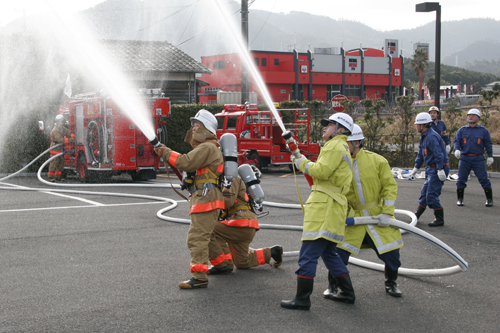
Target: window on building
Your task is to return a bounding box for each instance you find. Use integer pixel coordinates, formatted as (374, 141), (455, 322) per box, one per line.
(206, 62), (209, 68)
(327, 85), (342, 101)
(214, 61), (225, 69)
(274, 58), (279, 65)
(345, 85), (361, 97)
(254, 58), (259, 66)
(262, 58), (267, 66)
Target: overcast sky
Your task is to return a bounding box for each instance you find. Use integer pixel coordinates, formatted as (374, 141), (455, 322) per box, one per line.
(1, 0), (499, 31)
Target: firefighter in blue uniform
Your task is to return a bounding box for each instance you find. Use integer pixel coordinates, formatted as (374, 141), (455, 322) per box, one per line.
(409, 112), (450, 227)
(429, 106), (451, 154)
(454, 108), (494, 207)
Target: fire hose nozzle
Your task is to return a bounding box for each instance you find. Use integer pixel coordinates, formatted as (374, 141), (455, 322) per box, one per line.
(149, 137), (163, 148)
(282, 131), (301, 159)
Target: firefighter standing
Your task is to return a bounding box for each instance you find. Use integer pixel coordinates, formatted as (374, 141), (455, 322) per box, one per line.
(281, 113), (355, 310)
(324, 125), (403, 299)
(409, 112), (450, 227)
(48, 114), (73, 181)
(429, 106), (451, 154)
(454, 108), (494, 207)
(154, 109), (225, 289)
(208, 174), (283, 274)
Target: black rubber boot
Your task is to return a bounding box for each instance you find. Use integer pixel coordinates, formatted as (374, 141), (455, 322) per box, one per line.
(414, 205), (426, 221)
(384, 267), (402, 297)
(323, 272), (338, 299)
(428, 208), (444, 227)
(485, 188), (493, 207)
(457, 188), (464, 206)
(330, 274), (355, 304)
(271, 245), (283, 268)
(280, 277), (314, 310)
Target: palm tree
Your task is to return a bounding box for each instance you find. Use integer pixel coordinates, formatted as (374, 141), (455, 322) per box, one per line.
(410, 48), (429, 100)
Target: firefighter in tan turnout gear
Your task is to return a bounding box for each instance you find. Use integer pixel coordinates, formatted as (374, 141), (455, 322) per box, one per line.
(48, 114), (74, 181)
(155, 109), (225, 289)
(323, 124), (403, 299)
(208, 169), (283, 274)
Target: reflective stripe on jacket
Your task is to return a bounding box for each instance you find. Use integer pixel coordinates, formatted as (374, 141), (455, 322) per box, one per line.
(219, 177), (259, 229)
(339, 149), (403, 255)
(299, 135), (352, 243)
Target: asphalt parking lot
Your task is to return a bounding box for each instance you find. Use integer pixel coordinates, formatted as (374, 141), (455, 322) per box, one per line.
(0, 170), (499, 332)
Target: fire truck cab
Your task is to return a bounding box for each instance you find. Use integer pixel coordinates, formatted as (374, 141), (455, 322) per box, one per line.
(215, 104), (320, 171)
(55, 89), (170, 182)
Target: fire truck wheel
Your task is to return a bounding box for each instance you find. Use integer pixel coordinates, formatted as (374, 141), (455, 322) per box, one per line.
(78, 155), (95, 183)
(249, 152), (269, 172)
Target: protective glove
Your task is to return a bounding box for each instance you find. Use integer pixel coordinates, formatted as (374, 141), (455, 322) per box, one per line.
(454, 150), (461, 159)
(408, 167), (418, 178)
(291, 154), (306, 169)
(154, 144), (167, 157)
(376, 214), (392, 227)
(438, 169), (446, 182)
(487, 157), (494, 166)
(446, 145), (451, 154)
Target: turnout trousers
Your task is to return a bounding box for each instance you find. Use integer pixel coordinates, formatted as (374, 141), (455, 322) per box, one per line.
(188, 209), (221, 281)
(208, 224), (271, 270)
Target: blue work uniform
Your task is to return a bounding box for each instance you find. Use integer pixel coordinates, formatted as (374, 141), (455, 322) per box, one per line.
(431, 119), (451, 146)
(454, 125), (493, 190)
(414, 128), (450, 210)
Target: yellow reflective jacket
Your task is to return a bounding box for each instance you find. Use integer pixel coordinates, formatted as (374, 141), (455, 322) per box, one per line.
(299, 134), (352, 244)
(338, 149), (403, 255)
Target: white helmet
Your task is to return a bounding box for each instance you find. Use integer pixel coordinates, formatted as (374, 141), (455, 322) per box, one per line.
(190, 109), (218, 135)
(467, 108), (481, 117)
(414, 112), (432, 125)
(347, 124), (364, 141)
(55, 114), (64, 122)
(320, 113), (354, 135)
(428, 106), (440, 113)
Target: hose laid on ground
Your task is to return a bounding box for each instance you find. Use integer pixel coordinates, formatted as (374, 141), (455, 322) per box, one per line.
(1, 151), (468, 277)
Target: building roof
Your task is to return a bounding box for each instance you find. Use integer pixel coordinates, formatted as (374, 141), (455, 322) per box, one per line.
(101, 40), (211, 74)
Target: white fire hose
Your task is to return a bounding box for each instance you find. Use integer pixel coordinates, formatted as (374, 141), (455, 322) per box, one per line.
(1, 150), (468, 278)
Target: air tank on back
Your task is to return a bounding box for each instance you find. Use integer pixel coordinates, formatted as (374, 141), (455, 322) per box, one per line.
(238, 164), (265, 210)
(220, 133), (239, 183)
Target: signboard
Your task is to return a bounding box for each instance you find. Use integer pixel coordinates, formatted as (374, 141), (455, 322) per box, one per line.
(331, 94), (348, 112)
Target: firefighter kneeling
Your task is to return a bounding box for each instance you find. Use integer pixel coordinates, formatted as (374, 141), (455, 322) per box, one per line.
(208, 165), (283, 274)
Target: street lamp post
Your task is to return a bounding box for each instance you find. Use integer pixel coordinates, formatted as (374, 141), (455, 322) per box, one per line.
(416, 2), (441, 110)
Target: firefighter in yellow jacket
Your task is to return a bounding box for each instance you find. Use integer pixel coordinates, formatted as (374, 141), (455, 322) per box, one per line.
(208, 172), (283, 274)
(323, 124), (403, 299)
(48, 114), (74, 181)
(281, 113), (355, 310)
(154, 109), (225, 289)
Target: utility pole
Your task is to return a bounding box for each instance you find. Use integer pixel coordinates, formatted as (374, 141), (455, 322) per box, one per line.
(241, 0), (249, 104)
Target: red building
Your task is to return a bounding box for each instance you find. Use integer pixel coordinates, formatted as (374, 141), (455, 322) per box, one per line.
(199, 39), (403, 104)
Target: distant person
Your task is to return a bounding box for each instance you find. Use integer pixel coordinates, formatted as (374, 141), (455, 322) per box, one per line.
(428, 106), (451, 154)
(48, 114), (73, 182)
(208, 173), (283, 274)
(409, 112), (449, 227)
(324, 125), (403, 299)
(155, 109), (225, 289)
(453, 108), (494, 207)
(281, 113), (355, 310)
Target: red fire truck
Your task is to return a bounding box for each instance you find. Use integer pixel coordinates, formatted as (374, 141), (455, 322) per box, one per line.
(215, 104), (320, 171)
(53, 90), (170, 182)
